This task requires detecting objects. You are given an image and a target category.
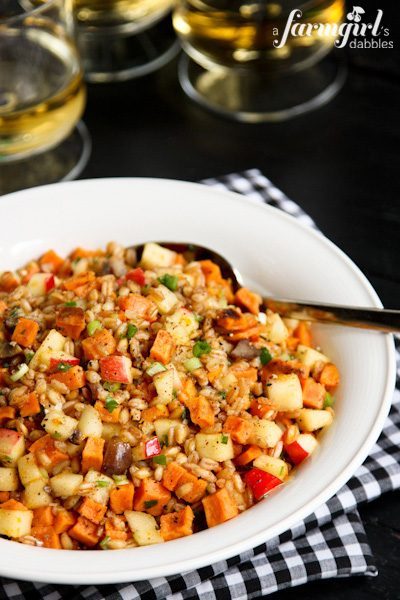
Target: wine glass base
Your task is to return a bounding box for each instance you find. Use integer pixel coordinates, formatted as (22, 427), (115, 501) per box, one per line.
(78, 12), (180, 83)
(178, 53), (347, 123)
(0, 121), (91, 196)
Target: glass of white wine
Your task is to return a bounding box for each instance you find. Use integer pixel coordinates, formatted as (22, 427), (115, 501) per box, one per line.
(0, 0), (90, 194)
(173, 0), (347, 122)
(74, 0), (179, 82)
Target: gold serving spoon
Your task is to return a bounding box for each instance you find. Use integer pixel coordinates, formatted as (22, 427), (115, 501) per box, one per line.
(134, 243), (400, 333)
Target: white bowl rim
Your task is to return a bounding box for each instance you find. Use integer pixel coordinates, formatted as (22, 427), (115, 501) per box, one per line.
(0, 177), (395, 585)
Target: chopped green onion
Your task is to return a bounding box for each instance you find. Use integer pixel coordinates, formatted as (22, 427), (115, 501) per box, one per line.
(181, 407), (187, 421)
(64, 301), (77, 307)
(221, 434), (229, 444)
(104, 382), (121, 392)
(194, 314), (204, 323)
(52, 431), (62, 440)
(57, 362), (72, 372)
(184, 357), (202, 372)
(146, 362), (167, 377)
(219, 390), (227, 399)
(153, 454), (167, 466)
(158, 274), (178, 292)
(279, 466), (284, 477)
(87, 320), (102, 336)
(324, 393), (334, 408)
(96, 480), (110, 488)
(193, 340), (211, 358)
(260, 347), (272, 365)
(25, 351), (34, 364)
(144, 500), (158, 509)
(10, 363), (29, 382)
(112, 475), (128, 485)
(160, 434), (168, 448)
(100, 536), (110, 550)
(126, 324), (138, 340)
(105, 396), (119, 413)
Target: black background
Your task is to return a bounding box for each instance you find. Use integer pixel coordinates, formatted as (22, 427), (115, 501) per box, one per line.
(81, 0), (399, 597)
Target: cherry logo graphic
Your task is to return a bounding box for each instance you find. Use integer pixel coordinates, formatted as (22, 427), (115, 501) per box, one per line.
(347, 6), (365, 22)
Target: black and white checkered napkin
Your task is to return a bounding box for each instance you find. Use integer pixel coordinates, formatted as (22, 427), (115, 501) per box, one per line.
(1, 169), (399, 599)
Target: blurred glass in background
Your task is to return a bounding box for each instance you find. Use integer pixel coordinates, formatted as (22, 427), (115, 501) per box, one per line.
(173, 0), (347, 121)
(0, 0), (90, 194)
(73, 0), (179, 82)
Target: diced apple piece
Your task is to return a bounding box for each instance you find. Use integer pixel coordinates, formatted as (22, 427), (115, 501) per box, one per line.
(253, 455), (289, 480)
(165, 308), (199, 345)
(49, 355), (80, 371)
(41, 410), (78, 441)
(125, 510), (164, 546)
(0, 467), (19, 491)
(78, 405), (103, 439)
(100, 355), (132, 384)
(153, 369), (174, 405)
(83, 470), (113, 504)
(149, 285), (178, 315)
(18, 453), (46, 486)
(265, 313), (288, 343)
(0, 429), (25, 467)
(248, 419), (282, 449)
(297, 408), (333, 432)
(50, 471), (83, 497)
(284, 433), (318, 465)
(141, 243), (176, 270)
(0, 507), (33, 538)
(102, 423), (122, 441)
(154, 418), (181, 441)
(27, 273), (55, 297)
(195, 433), (234, 462)
(267, 373), (303, 412)
(23, 479), (52, 509)
(296, 344), (330, 370)
(29, 329), (66, 370)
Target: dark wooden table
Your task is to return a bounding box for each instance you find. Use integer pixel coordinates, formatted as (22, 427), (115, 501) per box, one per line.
(80, 2), (400, 597)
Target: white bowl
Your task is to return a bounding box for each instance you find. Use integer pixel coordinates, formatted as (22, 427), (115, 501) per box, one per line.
(0, 178), (395, 584)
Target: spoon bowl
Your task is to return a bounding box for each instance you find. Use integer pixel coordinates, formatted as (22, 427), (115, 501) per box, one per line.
(135, 242), (400, 333)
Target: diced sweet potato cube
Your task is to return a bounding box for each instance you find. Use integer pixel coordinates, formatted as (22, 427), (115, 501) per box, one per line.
(18, 391), (41, 417)
(235, 287), (262, 315)
(68, 515), (100, 547)
(133, 478), (171, 517)
(31, 526), (61, 549)
(302, 377), (326, 409)
(39, 250), (64, 274)
(202, 487), (238, 528)
(104, 517), (128, 540)
(32, 506), (54, 527)
(185, 395), (215, 429)
(94, 401), (121, 424)
(82, 329), (117, 360)
(160, 506), (194, 541)
(78, 497), (107, 524)
(54, 509), (76, 534)
(12, 318), (39, 347)
(49, 365), (86, 390)
(318, 363), (340, 390)
(109, 482), (134, 514)
(0, 406), (16, 424)
(162, 462), (187, 492)
(234, 445), (263, 466)
(56, 306), (85, 340)
(150, 330), (175, 364)
(81, 437), (104, 474)
(223, 416), (253, 444)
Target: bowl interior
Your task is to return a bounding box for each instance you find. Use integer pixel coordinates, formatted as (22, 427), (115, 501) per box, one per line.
(0, 178), (394, 584)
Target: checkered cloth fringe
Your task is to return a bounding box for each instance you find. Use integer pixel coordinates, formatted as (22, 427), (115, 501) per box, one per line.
(1, 169), (399, 600)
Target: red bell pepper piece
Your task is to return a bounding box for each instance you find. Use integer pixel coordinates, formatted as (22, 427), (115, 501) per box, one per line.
(45, 274), (55, 292)
(145, 437), (161, 459)
(126, 268), (145, 286)
(243, 467), (282, 501)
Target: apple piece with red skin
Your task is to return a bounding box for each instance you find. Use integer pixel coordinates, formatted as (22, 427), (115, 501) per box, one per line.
(145, 437), (161, 459)
(49, 355), (80, 373)
(126, 268), (146, 286)
(100, 355), (133, 384)
(0, 429), (26, 467)
(27, 273), (55, 297)
(284, 433), (318, 465)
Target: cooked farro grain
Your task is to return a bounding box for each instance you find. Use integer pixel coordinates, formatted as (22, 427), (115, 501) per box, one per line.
(0, 242), (337, 550)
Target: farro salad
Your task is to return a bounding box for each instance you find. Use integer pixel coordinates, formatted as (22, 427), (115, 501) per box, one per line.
(0, 242), (339, 550)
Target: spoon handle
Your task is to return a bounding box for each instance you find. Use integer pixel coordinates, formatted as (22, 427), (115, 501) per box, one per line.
(264, 298), (400, 333)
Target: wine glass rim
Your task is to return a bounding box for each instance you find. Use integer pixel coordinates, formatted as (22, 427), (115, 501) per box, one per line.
(1, 0), (63, 25)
